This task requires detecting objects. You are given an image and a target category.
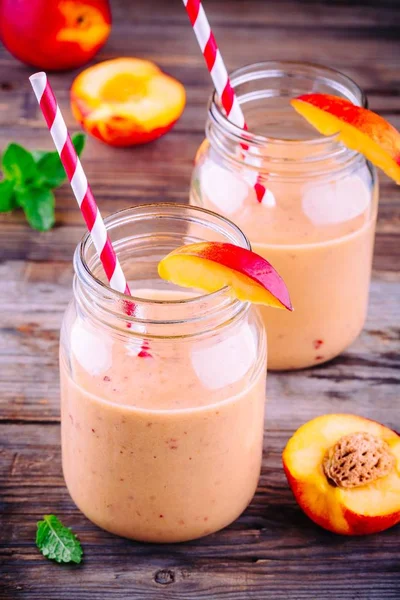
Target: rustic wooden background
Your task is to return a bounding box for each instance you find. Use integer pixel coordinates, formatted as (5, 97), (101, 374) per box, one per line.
(1, 1), (399, 598)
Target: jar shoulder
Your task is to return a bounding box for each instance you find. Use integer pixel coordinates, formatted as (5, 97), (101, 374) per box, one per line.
(191, 140), (378, 246)
(60, 299), (266, 410)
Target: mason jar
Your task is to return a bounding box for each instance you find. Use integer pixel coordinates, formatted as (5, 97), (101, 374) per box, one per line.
(60, 204), (266, 543)
(190, 61), (378, 370)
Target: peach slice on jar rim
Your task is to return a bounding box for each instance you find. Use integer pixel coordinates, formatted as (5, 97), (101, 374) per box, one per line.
(158, 242), (292, 310)
(283, 413), (400, 535)
(291, 94), (400, 184)
(71, 57), (186, 146)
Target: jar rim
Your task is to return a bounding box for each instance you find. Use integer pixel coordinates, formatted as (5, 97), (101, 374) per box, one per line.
(209, 60), (366, 148)
(73, 203), (251, 331)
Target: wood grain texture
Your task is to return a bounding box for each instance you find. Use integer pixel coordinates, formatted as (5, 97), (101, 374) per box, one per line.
(1, 425), (400, 600)
(0, 263), (399, 427)
(0, 0), (399, 598)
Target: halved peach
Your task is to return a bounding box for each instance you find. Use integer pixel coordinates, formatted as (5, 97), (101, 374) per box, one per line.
(291, 94), (400, 184)
(71, 58), (186, 146)
(0, 0), (111, 71)
(283, 414), (400, 535)
(158, 242), (292, 310)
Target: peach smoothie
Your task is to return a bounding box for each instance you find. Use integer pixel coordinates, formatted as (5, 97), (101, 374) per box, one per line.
(254, 219), (376, 371)
(189, 61), (381, 370)
(193, 162), (377, 370)
(61, 288), (266, 543)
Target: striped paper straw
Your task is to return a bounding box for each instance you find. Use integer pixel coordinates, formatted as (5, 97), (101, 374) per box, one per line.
(29, 72), (130, 296)
(183, 0), (266, 202)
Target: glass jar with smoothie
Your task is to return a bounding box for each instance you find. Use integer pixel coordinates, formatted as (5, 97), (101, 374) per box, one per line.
(190, 61), (378, 370)
(60, 204), (268, 543)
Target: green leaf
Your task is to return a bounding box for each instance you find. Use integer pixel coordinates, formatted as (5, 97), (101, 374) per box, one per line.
(31, 150), (47, 162)
(72, 132), (86, 156)
(36, 515), (83, 564)
(1, 143), (40, 186)
(36, 153), (67, 188)
(35, 133), (86, 189)
(16, 187), (55, 231)
(0, 179), (16, 212)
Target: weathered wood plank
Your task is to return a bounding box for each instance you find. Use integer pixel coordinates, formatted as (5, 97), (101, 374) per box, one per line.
(1, 559), (398, 600)
(1, 2), (400, 133)
(0, 224), (398, 271)
(1, 424), (399, 599)
(110, 0), (400, 28)
(1, 0), (400, 598)
(1, 262), (399, 431)
(1, 63), (400, 134)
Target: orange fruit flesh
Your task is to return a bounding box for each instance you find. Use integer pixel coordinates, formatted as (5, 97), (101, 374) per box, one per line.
(56, 1), (110, 51)
(73, 58), (160, 100)
(291, 98), (400, 184)
(100, 72), (150, 103)
(71, 58), (186, 141)
(57, 23), (110, 51)
(283, 414), (400, 531)
(158, 254), (287, 309)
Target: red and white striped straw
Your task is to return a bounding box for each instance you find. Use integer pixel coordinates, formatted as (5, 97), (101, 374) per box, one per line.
(183, 0), (266, 202)
(29, 72), (131, 296)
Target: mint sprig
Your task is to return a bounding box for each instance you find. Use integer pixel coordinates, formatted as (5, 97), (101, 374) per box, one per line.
(36, 515), (83, 564)
(16, 187), (55, 231)
(0, 179), (16, 212)
(0, 133), (85, 231)
(2, 143), (39, 185)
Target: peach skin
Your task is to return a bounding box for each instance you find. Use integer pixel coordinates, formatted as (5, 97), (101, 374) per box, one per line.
(158, 242), (292, 310)
(291, 94), (400, 184)
(71, 58), (186, 146)
(0, 0), (111, 71)
(283, 414), (400, 535)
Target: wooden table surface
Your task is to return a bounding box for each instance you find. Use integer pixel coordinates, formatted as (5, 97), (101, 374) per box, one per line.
(1, 1), (399, 598)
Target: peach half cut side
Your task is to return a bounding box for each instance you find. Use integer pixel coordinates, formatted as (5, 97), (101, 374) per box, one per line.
(283, 413), (400, 536)
(291, 94), (400, 184)
(158, 242), (292, 310)
(71, 57), (186, 146)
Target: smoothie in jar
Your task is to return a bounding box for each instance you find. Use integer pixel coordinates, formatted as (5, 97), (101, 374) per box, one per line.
(190, 62), (378, 370)
(60, 205), (267, 543)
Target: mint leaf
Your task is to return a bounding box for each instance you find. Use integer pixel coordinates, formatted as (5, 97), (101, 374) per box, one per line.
(36, 153), (67, 188)
(36, 515), (83, 564)
(0, 179), (16, 212)
(31, 150), (47, 162)
(1, 143), (40, 186)
(71, 132), (86, 156)
(35, 133), (86, 188)
(1, 135), (85, 231)
(16, 187), (55, 231)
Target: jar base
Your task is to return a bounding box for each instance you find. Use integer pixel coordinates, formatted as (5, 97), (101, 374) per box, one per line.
(65, 481), (258, 544)
(267, 333), (362, 372)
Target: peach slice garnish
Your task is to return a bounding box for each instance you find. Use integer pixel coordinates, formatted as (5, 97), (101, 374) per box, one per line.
(283, 414), (400, 535)
(291, 94), (400, 184)
(158, 242), (292, 310)
(71, 58), (186, 146)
